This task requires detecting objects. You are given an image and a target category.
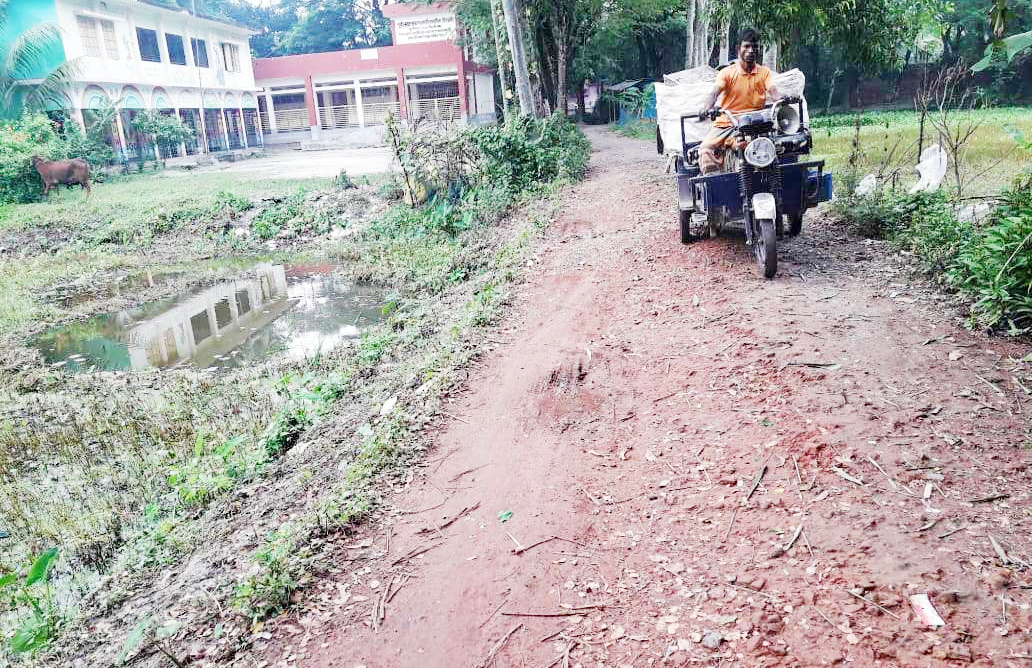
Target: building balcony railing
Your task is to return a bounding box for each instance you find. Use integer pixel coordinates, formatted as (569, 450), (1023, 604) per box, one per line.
(362, 101), (401, 125)
(260, 108), (309, 133)
(411, 96), (461, 123)
(319, 104), (359, 130)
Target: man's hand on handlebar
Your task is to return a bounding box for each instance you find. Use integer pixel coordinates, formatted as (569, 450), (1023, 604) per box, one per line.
(698, 108), (720, 122)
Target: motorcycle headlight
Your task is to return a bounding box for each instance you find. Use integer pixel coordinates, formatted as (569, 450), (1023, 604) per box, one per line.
(744, 137), (776, 168)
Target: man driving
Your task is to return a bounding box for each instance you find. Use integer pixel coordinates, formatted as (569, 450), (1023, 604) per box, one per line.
(698, 30), (779, 174)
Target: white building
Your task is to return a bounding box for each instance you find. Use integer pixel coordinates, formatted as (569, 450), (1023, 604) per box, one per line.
(20, 0), (262, 159)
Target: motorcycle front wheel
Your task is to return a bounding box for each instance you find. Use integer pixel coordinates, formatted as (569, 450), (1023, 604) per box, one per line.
(754, 219), (778, 278)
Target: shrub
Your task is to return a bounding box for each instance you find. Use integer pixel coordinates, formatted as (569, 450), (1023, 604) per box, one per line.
(0, 114), (64, 204)
(131, 110), (194, 159)
(890, 191), (973, 275)
(947, 180), (1032, 332)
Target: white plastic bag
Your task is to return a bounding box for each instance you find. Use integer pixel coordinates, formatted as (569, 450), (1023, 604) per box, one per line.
(655, 66), (717, 153)
(910, 144), (948, 194)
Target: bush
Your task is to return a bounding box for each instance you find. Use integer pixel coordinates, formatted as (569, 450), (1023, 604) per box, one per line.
(0, 114), (65, 204)
(947, 180), (1032, 332)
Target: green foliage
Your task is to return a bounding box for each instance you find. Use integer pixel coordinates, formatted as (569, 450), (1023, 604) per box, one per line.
(0, 113), (63, 203)
(232, 523), (307, 622)
(471, 114), (591, 196)
(613, 119), (658, 140)
(947, 180), (1032, 331)
(130, 110), (195, 159)
(0, 548), (62, 653)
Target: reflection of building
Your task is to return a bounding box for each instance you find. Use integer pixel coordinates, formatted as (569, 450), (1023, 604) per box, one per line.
(35, 264), (385, 372)
(125, 264), (292, 368)
(2, 0), (261, 160)
(253, 1), (496, 145)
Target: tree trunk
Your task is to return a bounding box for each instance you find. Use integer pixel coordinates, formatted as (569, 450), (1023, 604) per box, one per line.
(490, 0), (512, 117)
(500, 0), (534, 116)
(576, 80), (586, 121)
(534, 21), (558, 114)
(763, 42), (779, 71)
(892, 49), (912, 101)
(684, 0), (696, 68)
(636, 32), (650, 77)
(717, 16), (730, 65)
(694, 0), (708, 67)
(557, 35), (568, 116)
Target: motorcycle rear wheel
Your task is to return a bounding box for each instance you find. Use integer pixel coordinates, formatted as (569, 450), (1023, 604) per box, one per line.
(755, 219), (778, 278)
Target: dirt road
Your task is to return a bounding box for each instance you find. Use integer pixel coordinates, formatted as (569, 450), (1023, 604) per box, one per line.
(247, 127), (1030, 667)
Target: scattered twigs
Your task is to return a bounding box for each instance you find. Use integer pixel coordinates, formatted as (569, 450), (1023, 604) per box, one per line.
(479, 595), (511, 629)
(831, 466), (864, 486)
(866, 456), (897, 490)
(846, 589), (903, 621)
(373, 574), (409, 632)
(579, 486), (601, 506)
(917, 518), (941, 532)
(792, 455), (804, 502)
(506, 532), (525, 552)
(968, 493), (1009, 504)
(747, 463), (767, 500)
(474, 623), (523, 668)
(723, 507), (739, 542)
(937, 525), (967, 540)
(988, 532), (1011, 564)
(727, 582), (777, 601)
(783, 524), (804, 552)
(513, 535), (584, 555)
(501, 602), (612, 618)
(391, 542), (441, 566)
(449, 464), (489, 483)
(416, 502), (480, 535)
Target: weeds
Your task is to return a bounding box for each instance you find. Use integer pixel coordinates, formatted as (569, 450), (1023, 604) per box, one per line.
(0, 548), (61, 654)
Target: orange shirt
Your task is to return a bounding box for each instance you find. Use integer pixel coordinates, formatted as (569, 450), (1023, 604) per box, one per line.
(714, 62), (773, 128)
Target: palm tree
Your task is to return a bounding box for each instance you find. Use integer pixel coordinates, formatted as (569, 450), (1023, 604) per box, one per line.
(0, 0), (81, 120)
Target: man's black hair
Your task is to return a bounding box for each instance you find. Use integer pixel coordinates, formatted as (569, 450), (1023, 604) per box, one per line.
(739, 29), (761, 46)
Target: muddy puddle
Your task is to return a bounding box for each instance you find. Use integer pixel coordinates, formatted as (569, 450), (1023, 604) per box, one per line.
(32, 264), (384, 371)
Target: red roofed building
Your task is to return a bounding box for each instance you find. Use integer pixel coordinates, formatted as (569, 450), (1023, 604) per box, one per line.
(253, 2), (496, 145)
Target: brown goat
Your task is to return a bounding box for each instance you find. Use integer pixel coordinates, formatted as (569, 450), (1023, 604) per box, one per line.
(31, 155), (92, 198)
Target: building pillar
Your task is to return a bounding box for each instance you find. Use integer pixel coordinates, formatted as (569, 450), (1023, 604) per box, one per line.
(396, 69), (408, 121)
(456, 55), (469, 120)
(114, 111), (128, 161)
(354, 80), (365, 128)
(238, 106), (248, 148)
(71, 107), (87, 132)
(173, 105), (186, 157)
(220, 109), (230, 150)
(304, 75), (320, 140)
(264, 93), (278, 134)
(198, 108), (209, 154)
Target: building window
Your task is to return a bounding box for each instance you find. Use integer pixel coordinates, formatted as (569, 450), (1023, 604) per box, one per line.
(221, 42), (240, 72)
(136, 27), (161, 62)
(101, 20), (119, 59)
(77, 16), (102, 57)
(166, 33), (186, 65)
(191, 38), (209, 67)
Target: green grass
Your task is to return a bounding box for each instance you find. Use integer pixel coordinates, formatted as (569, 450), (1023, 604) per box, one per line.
(813, 106), (1032, 195)
(0, 171), (328, 235)
(612, 119), (658, 141)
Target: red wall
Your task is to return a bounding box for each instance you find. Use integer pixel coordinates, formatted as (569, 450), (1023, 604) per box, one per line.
(253, 42), (461, 80)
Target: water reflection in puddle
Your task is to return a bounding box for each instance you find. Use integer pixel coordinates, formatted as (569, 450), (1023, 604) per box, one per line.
(33, 264), (384, 371)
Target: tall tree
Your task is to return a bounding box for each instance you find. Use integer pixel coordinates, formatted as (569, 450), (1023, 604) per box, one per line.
(0, 0), (80, 120)
(500, 0), (535, 115)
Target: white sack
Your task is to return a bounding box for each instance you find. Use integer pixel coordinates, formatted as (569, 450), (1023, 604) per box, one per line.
(910, 144), (948, 194)
(655, 66), (717, 153)
(854, 174), (878, 197)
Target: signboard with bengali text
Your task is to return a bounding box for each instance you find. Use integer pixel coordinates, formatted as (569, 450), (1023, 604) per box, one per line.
(395, 14), (456, 45)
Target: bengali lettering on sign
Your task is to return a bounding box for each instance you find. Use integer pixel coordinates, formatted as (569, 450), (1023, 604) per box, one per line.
(395, 14), (456, 45)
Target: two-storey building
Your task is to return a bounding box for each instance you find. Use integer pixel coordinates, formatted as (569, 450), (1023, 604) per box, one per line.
(253, 1), (497, 145)
(5, 0), (261, 159)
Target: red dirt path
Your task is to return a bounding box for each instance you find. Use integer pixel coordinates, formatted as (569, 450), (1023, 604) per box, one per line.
(245, 127), (1031, 668)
